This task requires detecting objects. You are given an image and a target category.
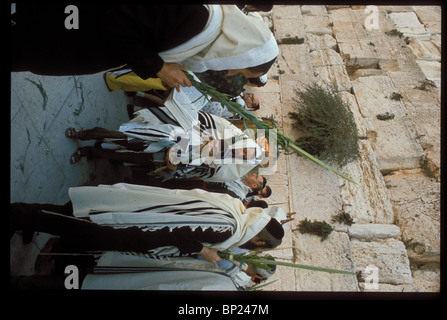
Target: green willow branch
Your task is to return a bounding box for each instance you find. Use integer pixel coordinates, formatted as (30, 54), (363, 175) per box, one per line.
(185, 72), (357, 184)
(218, 251), (356, 276)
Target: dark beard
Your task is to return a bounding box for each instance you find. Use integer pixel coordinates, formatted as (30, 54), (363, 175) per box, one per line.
(239, 241), (260, 250)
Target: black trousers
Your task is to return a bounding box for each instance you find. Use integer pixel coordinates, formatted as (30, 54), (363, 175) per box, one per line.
(10, 203), (230, 254)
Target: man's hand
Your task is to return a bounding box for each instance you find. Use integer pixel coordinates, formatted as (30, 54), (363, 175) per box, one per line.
(156, 62), (192, 92)
(199, 246), (222, 264)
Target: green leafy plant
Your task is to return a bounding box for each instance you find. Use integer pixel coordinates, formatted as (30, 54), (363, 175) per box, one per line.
(297, 218), (334, 241)
(331, 211), (354, 226)
(289, 83), (360, 167)
(185, 72), (357, 184)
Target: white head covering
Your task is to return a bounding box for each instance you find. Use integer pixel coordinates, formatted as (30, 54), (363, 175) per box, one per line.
(160, 5), (279, 73)
(264, 206), (288, 229)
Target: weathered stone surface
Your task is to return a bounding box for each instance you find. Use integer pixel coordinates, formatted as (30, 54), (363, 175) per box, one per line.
(415, 60), (441, 87)
(411, 268), (440, 292)
(338, 40), (379, 68)
(277, 45), (314, 81)
(412, 6), (442, 35)
(408, 39), (441, 61)
(337, 91), (367, 139)
(293, 231), (358, 291)
(369, 117), (425, 173)
(387, 69), (428, 89)
(301, 5), (328, 16)
(351, 238), (413, 285)
(310, 49), (352, 92)
(267, 265), (296, 291)
(349, 68), (386, 81)
(274, 18), (306, 41)
(350, 75), (426, 173)
(272, 5), (302, 20)
(383, 169), (440, 264)
(265, 5), (441, 292)
(339, 140), (394, 224)
(348, 224), (401, 240)
(303, 15), (332, 35)
(306, 34), (337, 51)
(287, 154), (342, 224)
(399, 88), (440, 181)
(388, 12), (431, 40)
(358, 282), (419, 292)
(351, 75), (407, 118)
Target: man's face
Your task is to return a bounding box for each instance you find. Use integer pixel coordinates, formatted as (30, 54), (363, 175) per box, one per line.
(242, 93), (259, 108)
(258, 185), (268, 198)
(226, 69), (264, 79)
(245, 173), (264, 191)
(240, 236), (265, 250)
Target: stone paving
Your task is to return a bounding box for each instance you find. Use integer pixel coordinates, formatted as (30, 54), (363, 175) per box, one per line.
(10, 72), (130, 275)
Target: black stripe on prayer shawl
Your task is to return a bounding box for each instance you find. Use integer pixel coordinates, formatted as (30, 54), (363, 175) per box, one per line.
(131, 200), (235, 219)
(132, 200), (205, 213)
(99, 220), (236, 229)
(198, 112), (209, 129)
(125, 130), (171, 139)
(150, 107), (179, 126)
(126, 127), (173, 136)
(208, 113), (217, 131)
(156, 207), (234, 218)
(89, 200), (204, 216)
(198, 112), (217, 131)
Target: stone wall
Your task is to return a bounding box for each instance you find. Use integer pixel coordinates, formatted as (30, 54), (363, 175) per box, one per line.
(248, 5), (440, 292)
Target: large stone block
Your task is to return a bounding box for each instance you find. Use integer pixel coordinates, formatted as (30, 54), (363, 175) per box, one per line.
(370, 117), (425, 173)
(272, 5), (302, 20)
(408, 39), (441, 62)
(351, 75), (407, 118)
(338, 40), (379, 68)
(274, 18), (306, 41)
(293, 231), (358, 291)
(348, 224), (401, 240)
(337, 91), (367, 139)
(277, 45), (314, 82)
(306, 34), (337, 51)
(383, 169), (441, 264)
(310, 49), (352, 92)
(301, 5), (328, 16)
(287, 154), (342, 225)
(388, 12), (431, 40)
(415, 60), (441, 87)
(339, 140), (395, 224)
(303, 15), (333, 35)
(412, 6), (442, 34)
(351, 238), (414, 285)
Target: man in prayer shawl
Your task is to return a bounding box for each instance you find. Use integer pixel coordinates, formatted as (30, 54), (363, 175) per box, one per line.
(12, 250), (275, 290)
(11, 253), (241, 290)
(10, 183), (285, 264)
(12, 4), (278, 92)
(66, 109), (268, 183)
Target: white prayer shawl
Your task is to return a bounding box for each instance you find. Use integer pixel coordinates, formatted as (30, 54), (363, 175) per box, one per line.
(82, 253), (238, 290)
(159, 5), (279, 72)
(83, 270), (237, 290)
(69, 183), (272, 254)
(119, 109), (264, 182)
(225, 178), (252, 200)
